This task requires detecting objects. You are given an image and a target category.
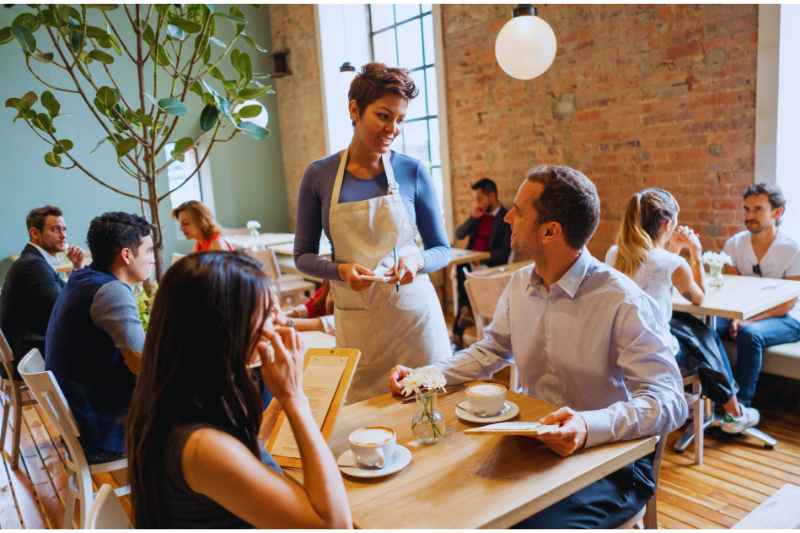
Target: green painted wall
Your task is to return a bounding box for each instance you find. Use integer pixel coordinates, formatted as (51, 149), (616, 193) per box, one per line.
(0, 5), (288, 281)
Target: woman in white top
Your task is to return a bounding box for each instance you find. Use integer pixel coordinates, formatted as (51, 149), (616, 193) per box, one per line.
(606, 188), (759, 433)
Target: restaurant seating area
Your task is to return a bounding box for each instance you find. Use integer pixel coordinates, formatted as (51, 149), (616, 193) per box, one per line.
(2, 2), (800, 530)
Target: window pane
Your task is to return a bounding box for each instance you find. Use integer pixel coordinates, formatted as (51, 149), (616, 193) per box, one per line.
(372, 29), (396, 65)
(421, 4), (432, 14)
(422, 13), (435, 65)
(370, 4), (394, 32)
(431, 166), (444, 212)
(425, 66), (438, 116)
(406, 70), (426, 120)
(428, 118), (441, 166)
(397, 20), (423, 70)
(401, 120), (430, 165)
(393, 129), (405, 153)
(395, 4), (420, 23)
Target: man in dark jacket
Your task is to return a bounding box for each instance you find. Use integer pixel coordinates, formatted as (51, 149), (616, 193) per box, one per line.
(0, 206), (83, 376)
(452, 178), (511, 345)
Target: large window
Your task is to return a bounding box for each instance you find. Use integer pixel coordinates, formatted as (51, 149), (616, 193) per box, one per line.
(369, 4), (443, 209)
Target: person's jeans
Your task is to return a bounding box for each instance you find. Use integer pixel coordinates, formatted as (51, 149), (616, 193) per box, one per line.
(716, 315), (800, 406)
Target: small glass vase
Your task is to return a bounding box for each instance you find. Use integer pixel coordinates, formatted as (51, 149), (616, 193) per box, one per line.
(248, 228), (263, 250)
(411, 390), (445, 444)
(708, 263), (725, 288)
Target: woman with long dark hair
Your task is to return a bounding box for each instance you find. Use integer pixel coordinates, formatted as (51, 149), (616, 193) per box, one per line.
(606, 188), (759, 433)
(127, 252), (351, 528)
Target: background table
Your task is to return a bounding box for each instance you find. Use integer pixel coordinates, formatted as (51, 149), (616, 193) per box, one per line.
(290, 388), (656, 529)
(226, 232), (295, 250)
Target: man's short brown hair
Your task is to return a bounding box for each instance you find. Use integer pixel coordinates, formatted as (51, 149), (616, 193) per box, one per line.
(348, 62), (418, 121)
(526, 165), (600, 250)
(26, 205), (62, 233)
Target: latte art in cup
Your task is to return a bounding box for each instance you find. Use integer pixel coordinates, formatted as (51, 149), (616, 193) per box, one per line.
(466, 383), (507, 416)
(348, 426), (396, 468)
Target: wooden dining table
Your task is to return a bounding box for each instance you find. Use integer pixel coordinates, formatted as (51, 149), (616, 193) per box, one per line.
(286, 387), (656, 529)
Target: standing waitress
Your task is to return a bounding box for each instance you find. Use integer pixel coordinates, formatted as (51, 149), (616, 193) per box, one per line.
(294, 63), (452, 403)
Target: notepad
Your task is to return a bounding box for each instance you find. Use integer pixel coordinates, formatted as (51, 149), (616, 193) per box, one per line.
(464, 421), (560, 437)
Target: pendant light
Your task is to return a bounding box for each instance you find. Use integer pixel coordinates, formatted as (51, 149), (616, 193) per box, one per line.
(495, 4), (557, 80)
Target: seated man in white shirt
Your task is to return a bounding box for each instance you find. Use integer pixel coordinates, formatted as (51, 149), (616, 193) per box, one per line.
(718, 183), (800, 425)
(389, 165), (688, 528)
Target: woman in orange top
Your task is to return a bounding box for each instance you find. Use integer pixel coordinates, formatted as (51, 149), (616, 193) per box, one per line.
(172, 200), (234, 252)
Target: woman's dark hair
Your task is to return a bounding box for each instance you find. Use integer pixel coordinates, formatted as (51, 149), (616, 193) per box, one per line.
(87, 211), (152, 271)
(127, 251), (272, 528)
(348, 62), (418, 122)
(525, 164), (600, 250)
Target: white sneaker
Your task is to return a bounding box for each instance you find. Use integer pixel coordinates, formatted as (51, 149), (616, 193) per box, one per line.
(721, 406), (760, 434)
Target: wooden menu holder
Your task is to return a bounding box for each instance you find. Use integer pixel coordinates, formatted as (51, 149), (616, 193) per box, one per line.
(266, 347), (360, 468)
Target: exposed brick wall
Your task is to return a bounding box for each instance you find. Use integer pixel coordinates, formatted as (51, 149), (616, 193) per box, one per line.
(269, 5), (327, 229)
(441, 5), (758, 257)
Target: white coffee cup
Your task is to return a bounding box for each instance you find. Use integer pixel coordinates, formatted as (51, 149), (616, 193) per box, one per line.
(348, 426), (397, 469)
(466, 383), (507, 417)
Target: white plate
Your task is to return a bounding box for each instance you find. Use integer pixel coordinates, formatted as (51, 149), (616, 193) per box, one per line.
(337, 444), (412, 478)
(455, 400), (519, 423)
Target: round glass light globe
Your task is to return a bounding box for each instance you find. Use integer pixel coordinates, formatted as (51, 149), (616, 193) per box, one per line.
(495, 15), (557, 80)
(235, 99), (269, 129)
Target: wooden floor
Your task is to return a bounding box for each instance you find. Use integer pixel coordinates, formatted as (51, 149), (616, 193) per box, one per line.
(1, 398), (798, 529)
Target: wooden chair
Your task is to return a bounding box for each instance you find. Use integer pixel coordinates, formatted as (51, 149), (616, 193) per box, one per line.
(86, 483), (131, 529)
(464, 261), (532, 392)
(616, 432), (669, 529)
(0, 328), (37, 470)
(17, 349), (129, 529)
(245, 248), (315, 307)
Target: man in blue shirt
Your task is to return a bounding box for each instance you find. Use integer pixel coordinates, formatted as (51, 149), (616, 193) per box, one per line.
(46, 212), (154, 463)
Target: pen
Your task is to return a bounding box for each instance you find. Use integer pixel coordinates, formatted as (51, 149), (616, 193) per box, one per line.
(394, 247), (400, 293)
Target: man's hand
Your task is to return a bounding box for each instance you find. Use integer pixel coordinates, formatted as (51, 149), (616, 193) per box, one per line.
(471, 204), (486, 219)
(66, 245), (84, 270)
(535, 406), (588, 457)
(729, 319), (748, 340)
(388, 365), (412, 396)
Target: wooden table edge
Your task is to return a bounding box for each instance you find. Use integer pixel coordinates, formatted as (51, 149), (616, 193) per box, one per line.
(481, 435), (657, 529)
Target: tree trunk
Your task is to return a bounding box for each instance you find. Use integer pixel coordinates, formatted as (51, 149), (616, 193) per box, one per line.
(145, 178), (165, 280)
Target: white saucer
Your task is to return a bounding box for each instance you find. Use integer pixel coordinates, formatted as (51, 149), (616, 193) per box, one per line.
(455, 400), (519, 423)
(337, 445), (412, 478)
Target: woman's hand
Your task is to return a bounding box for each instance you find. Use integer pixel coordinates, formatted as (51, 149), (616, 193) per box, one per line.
(386, 252), (423, 286)
(257, 326), (305, 404)
(337, 262), (375, 291)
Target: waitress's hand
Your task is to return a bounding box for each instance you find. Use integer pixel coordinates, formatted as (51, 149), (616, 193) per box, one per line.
(337, 262), (375, 292)
(257, 325), (305, 404)
(388, 364), (413, 396)
(386, 252), (423, 286)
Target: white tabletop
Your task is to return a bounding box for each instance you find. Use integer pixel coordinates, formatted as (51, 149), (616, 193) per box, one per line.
(672, 274), (800, 320)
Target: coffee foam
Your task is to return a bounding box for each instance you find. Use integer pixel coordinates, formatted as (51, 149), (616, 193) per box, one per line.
(350, 427), (393, 446)
(467, 383), (506, 397)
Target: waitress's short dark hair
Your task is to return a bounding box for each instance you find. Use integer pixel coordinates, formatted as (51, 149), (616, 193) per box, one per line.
(348, 62), (418, 122)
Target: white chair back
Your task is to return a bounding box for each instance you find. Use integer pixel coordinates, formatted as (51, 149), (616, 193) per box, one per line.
(464, 261), (532, 392)
(87, 483), (131, 529)
(18, 349), (130, 528)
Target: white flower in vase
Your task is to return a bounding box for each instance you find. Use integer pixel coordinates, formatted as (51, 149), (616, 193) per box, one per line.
(701, 251), (731, 288)
(400, 365), (447, 397)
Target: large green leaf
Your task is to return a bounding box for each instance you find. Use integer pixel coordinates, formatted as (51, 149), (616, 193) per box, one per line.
(143, 24), (156, 48)
(88, 49), (115, 64)
(0, 27), (13, 46)
(41, 91), (60, 117)
(199, 104), (219, 132)
(166, 24), (186, 41)
(53, 139), (74, 154)
(239, 52), (252, 81)
(95, 86), (119, 110)
(171, 136), (194, 161)
(86, 25), (109, 40)
(241, 33), (268, 54)
(13, 13), (40, 33)
(115, 137), (137, 158)
(238, 85), (268, 100)
(238, 121), (268, 140)
(189, 81), (204, 98)
(12, 26), (36, 53)
(59, 6), (82, 26)
(44, 152), (62, 167)
(69, 30), (84, 53)
(237, 104), (261, 118)
(170, 17), (201, 33)
(18, 91), (38, 111)
(158, 97), (187, 116)
(209, 66), (225, 81)
(33, 113), (54, 133)
(156, 45), (170, 66)
(4, 97), (20, 109)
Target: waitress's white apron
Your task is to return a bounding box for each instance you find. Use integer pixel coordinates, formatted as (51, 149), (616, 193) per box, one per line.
(329, 150), (451, 403)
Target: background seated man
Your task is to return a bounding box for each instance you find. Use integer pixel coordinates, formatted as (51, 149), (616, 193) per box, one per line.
(391, 165), (687, 529)
(717, 183), (800, 429)
(452, 178), (511, 346)
(0, 205), (83, 377)
(46, 212), (153, 463)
